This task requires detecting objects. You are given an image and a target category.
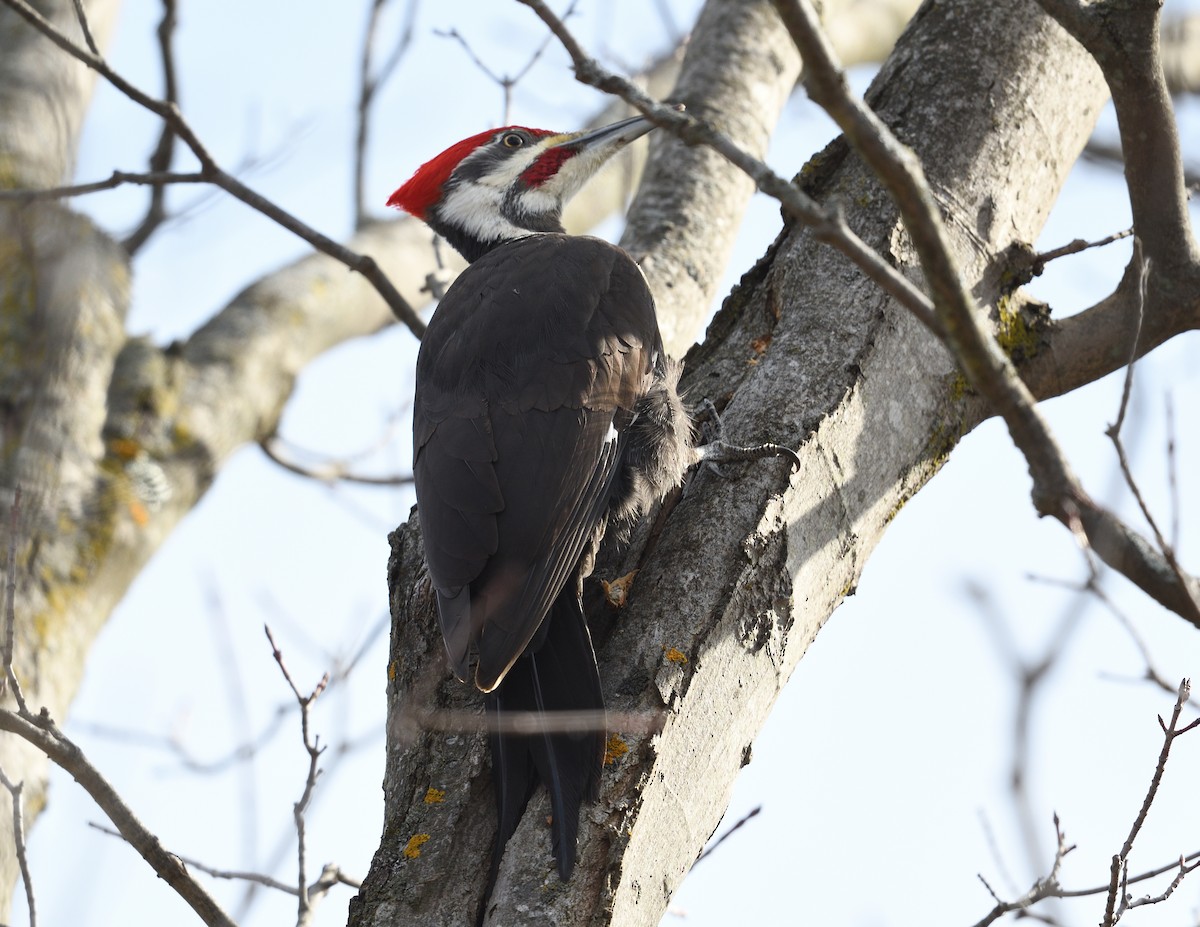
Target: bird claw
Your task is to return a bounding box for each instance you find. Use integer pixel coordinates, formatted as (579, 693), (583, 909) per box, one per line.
(690, 399), (800, 474)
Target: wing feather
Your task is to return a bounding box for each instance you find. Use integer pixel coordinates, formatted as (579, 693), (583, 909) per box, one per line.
(413, 233), (661, 688)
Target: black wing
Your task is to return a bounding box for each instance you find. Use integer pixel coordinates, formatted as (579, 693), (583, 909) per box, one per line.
(413, 233), (660, 691)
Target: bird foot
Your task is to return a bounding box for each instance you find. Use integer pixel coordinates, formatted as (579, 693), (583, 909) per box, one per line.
(691, 399), (800, 475)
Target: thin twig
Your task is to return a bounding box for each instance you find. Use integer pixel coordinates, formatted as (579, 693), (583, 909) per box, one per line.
(1100, 679), (1198, 926)
(1107, 239), (1148, 438)
(68, 0), (99, 55)
(0, 764), (36, 927)
(1023, 226), (1134, 278)
(1059, 848), (1200, 898)
(259, 434), (415, 487)
(354, 0), (419, 228)
(0, 169), (208, 202)
(693, 805), (761, 865)
(438, 3), (575, 124)
(1126, 856), (1197, 908)
(1121, 679), (1196, 861)
(0, 708), (238, 927)
(1102, 248), (1200, 623)
(203, 580), (261, 888)
(1088, 582), (1196, 703)
(1164, 394), (1180, 552)
(123, 0), (181, 254)
(0, 0), (425, 339)
(264, 626), (329, 927)
(2, 488), (26, 712)
(969, 814), (1076, 927)
(89, 822), (361, 897)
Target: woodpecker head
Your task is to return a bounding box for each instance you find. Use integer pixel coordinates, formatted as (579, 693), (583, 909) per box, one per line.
(387, 114), (654, 262)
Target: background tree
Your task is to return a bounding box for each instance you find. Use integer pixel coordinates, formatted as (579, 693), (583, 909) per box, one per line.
(1, 0), (1198, 926)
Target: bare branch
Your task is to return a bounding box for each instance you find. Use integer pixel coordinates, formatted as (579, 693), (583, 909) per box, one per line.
(1108, 241), (1149, 439)
(355, 0), (419, 228)
(0, 765), (35, 927)
(123, 0), (181, 254)
(1165, 394), (1180, 552)
(0, 0), (426, 339)
(970, 814), (1076, 927)
(1020, 226), (1134, 279)
(264, 626), (329, 926)
(259, 434), (415, 487)
(1120, 679), (1196, 862)
(438, 1), (577, 123)
(762, 0), (1200, 629)
(0, 708), (238, 927)
(0, 169), (208, 201)
(68, 0), (99, 55)
(692, 805), (761, 866)
(2, 489), (25, 713)
(514, 0), (944, 337)
(90, 822), (361, 899)
(1126, 856), (1198, 909)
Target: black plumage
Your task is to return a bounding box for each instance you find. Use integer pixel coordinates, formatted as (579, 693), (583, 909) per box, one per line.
(413, 232), (692, 879)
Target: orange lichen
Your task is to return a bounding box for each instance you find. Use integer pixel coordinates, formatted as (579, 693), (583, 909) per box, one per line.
(402, 834), (430, 858)
(604, 734), (629, 765)
(423, 787), (445, 804)
(662, 646), (688, 665)
(107, 438), (141, 461)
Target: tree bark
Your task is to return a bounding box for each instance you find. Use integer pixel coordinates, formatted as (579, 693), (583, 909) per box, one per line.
(354, 1), (1110, 925)
(0, 2), (122, 915)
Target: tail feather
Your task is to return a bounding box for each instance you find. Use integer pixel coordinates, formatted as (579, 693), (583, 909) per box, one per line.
(484, 589), (604, 881)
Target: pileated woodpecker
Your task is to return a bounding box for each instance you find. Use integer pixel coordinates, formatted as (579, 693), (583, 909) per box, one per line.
(388, 114), (694, 880)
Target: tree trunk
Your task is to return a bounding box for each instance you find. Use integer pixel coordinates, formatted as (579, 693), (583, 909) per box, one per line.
(352, 0), (1108, 924)
(0, 2), (122, 915)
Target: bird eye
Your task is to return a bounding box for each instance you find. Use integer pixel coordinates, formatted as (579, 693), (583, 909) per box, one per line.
(501, 133), (525, 149)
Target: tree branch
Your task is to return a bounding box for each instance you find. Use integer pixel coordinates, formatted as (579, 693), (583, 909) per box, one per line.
(122, 0), (180, 254)
(0, 0), (425, 338)
(0, 708), (238, 927)
(0, 766), (34, 927)
(768, 0), (1200, 626)
(354, 0), (419, 228)
(517, 0), (942, 343)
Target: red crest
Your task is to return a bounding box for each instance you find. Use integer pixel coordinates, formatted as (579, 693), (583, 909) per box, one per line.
(387, 127), (557, 217)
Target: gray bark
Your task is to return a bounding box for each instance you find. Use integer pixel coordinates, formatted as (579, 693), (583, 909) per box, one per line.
(353, 1), (1109, 925)
(0, 2), (122, 916)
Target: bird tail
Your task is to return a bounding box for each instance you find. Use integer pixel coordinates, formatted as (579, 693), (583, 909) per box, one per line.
(484, 590), (604, 882)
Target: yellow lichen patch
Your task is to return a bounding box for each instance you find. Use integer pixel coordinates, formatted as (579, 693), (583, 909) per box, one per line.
(128, 500), (150, 527)
(995, 297), (1040, 361)
(423, 787), (445, 804)
(601, 570), (639, 609)
(387, 661), (398, 681)
(107, 437), (141, 461)
(662, 646), (688, 665)
(402, 834), (430, 859)
(604, 734), (628, 765)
